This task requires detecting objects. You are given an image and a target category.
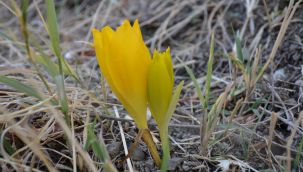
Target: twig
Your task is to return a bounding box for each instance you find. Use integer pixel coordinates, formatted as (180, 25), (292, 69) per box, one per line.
(267, 112), (278, 165)
(114, 106), (134, 172)
(286, 111), (303, 172)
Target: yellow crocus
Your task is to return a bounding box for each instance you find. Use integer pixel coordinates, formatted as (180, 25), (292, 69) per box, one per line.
(147, 48), (183, 171)
(92, 20), (150, 129)
(147, 48), (174, 127)
(92, 19), (161, 166)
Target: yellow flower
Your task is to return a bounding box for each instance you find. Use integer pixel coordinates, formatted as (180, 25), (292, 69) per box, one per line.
(92, 20), (151, 129)
(147, 48), (174, 128)
(147, 48), (183, 171)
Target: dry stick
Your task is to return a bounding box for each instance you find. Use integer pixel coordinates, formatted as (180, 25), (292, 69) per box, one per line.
(169, 135), (187, 153)
(250, 47), (261, 89)
(71, 93), (77, 172)
(240, 0), (257, 39)
(207, 0), (225, 38)
(286, 111), (303, 172)
(267, 112), (278, 166)
(0, 1), (17, 15)
(113, 106), (134, 172)
(262, 0), (272, 30)
(0, 158), (43, 172)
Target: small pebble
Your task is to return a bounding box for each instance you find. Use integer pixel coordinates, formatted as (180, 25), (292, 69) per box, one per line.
(168, 158), (183, 171)
(107, 142), (122, 158)
(131, 147), (146, 161)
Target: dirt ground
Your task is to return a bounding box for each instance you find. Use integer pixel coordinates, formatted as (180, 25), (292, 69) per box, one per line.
(0, 0), (303, 171)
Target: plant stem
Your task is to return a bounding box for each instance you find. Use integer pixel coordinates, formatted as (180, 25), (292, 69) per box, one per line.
(103, 161), (118, 172)
(141, 129), (161, 167)
(160, 127), (170, 172)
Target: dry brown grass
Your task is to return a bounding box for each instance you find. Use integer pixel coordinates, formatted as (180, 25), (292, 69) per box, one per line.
(1, 0), (303, 171)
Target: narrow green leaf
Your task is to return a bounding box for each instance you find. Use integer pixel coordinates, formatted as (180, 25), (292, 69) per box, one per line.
(85, 122), (110, 162)
(2, 137), (15, 155)
(84, 123), (117, 171)
(165, 81), (184, 126)
(46, 0), (60, 58)
(227, 54), (245, 72)
(0, 75), (42, 101)
(20, 0), (29, 23)
(235, 33), (244, 63)
(46, 0), (70, 117)
(181, 61), (205, 106)
(45, 0), (80, 82)
(31, 37), (76, 79)
(36, 55), (60, 78)
(62, 59), (80, 82)
(294, 137), (303, 168)
(204, 32), (215, 108)
(207, 85), (230, 131)
(54, 75), (68, 115)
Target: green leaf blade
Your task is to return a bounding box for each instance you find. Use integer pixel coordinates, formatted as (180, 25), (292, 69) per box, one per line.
(0, 75), (42, 101)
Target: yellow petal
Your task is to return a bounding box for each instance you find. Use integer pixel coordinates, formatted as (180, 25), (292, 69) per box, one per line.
(132, 19), (143, 40)
(163, 48), (174, 85)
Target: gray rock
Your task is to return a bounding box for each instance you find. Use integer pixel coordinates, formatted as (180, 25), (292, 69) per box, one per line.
(168, 158), (183, 171)
(131, 147), (146, 161)
(107, 142), (122, 158)
(182, 161), (190, 171)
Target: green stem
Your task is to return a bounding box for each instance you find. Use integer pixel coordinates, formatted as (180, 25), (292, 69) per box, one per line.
(160, 127), (170, 172)
(103, 161), (118, 172)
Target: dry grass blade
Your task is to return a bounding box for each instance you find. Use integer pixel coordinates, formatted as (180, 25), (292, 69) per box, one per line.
(0, 95), (55, 122)
(1, 0), (303, 171)
(267, 112), (278, 164)
(9, 120), (57, 172)
(286, 111), (303, 172)
(262, 0), (272, 29)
